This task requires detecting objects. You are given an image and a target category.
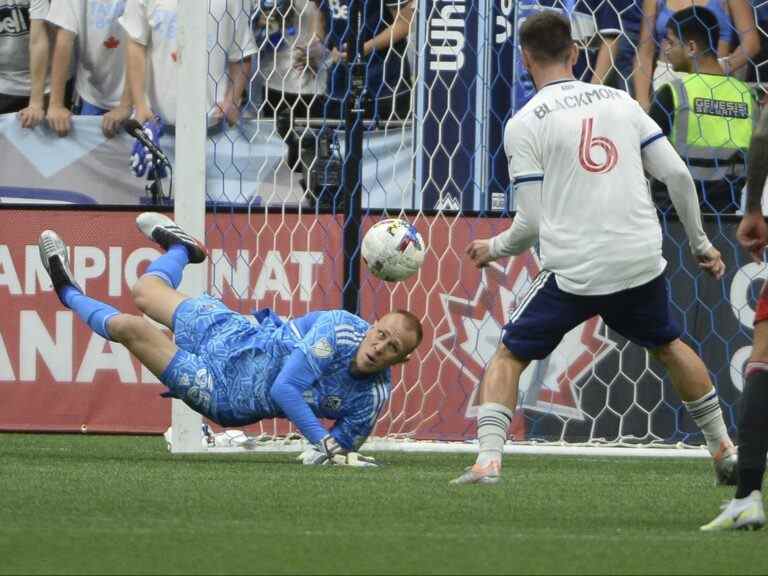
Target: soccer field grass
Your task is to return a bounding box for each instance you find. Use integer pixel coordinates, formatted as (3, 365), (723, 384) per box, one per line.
(1, 434), (765, 575)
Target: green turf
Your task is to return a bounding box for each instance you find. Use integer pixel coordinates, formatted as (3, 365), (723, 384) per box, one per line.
(0, 434), (765, 575)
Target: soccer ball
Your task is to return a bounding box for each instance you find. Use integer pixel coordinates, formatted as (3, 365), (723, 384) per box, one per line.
(361, 219), (426, 282)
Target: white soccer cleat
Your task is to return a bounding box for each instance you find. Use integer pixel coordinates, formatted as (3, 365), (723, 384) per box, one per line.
(713, 442), (738, 486)
(700, 491), (766, 531)
(450, 460), (501, 485)
(136, 212), (207, 263)
(38, 230), (80, 293)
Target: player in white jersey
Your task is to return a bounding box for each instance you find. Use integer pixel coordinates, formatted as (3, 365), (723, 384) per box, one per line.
(119, 0), (256, 126)
(452, 11), (736, 486)
(46, 0), (131, 137)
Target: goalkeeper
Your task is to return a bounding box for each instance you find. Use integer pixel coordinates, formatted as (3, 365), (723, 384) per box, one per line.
(37, 213), (422, 465)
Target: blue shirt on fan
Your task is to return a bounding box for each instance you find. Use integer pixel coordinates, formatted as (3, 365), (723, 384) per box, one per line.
(313, 0), (412, 103)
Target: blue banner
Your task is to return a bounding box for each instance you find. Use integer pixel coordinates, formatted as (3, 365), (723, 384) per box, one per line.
(487, 0), (515, 211)
(417, 0), (481, 211)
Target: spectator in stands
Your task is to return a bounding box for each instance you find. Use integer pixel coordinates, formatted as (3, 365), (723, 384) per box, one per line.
(252, 0), (324, 119)
(251, 0), (326, 170)
(746, 2), (768, 89)
(516, 0), (627, 106)
(0, 0), (50, 128)
(589, 0), (644, 93)
(295, 0), (414, 122)
(45, 0), (132, 138)
(650, 6), (758, 213)
(634, 0), (759, 111)
(119, 0), (255, 127)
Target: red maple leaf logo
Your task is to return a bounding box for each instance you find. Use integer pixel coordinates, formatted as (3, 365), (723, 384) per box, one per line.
(434, 250), (615, 439)
(103, 36), (120, 49)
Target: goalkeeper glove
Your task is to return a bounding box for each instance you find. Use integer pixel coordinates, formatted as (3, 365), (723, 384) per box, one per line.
(296, 435), (343, 466)
(130, 117), (167, 179)
(330, 452), (378, 467)
(296, 448), (378, 467)
(297, 435), (378, 467)
(297, 438), (378, 467)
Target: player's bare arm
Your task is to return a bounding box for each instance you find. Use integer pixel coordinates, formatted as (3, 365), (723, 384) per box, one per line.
(46, 28), (76, 137)
(126, 37), (154, 124)
(102, 82), (134, 138)
(18, 19), (49, 129)
(738, 107), (768, 262)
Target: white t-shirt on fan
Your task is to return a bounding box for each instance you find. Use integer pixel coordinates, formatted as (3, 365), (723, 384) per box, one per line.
(46, 0), (127, 109)
(505, 80), (667, 296)
(119, 0), (256, 125)
(257, 0), (326, 97)
(0, 0), (50, 97)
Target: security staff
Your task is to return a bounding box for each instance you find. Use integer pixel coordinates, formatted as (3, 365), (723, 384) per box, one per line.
(650, 5), (758, 213)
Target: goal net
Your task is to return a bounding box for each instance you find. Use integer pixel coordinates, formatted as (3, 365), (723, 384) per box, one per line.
(168, 0), (763, 454)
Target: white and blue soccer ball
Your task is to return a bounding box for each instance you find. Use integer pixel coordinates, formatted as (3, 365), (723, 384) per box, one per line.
(361, 218), (426, 282)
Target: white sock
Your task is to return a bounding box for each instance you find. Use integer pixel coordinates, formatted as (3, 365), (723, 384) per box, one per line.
(476, 403), (514, 466)
(683, 390), (734, 457)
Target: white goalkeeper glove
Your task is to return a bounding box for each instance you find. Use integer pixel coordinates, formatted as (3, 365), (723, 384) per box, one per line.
(296, 435), (378, 467)
(297, 434), (344, 465)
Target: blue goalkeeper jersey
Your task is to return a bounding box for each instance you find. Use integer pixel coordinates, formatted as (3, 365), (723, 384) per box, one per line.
(235, 308), (390, 450)
(164, 297), (390, 450)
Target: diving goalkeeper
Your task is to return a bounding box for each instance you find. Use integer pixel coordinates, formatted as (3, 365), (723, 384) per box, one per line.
(38, 213), (422, 464)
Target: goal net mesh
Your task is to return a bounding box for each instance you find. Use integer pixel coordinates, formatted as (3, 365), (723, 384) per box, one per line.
(176, 0), (764, 451)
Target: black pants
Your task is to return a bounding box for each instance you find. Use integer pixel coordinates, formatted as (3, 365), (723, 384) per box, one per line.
(0, 93), (31, 114)
(0, 79), (75, 115)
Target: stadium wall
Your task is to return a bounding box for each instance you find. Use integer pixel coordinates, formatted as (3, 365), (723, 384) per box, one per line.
(0, 208), (756, 446)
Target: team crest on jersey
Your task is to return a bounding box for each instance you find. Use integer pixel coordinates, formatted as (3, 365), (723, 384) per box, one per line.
(322, 396), (343, 412)
(434, 250), (615, 429)
(311, 337), (333, 358)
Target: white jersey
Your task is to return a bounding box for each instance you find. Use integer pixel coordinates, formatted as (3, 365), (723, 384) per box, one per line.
(46, 0), (126, 109)
(119, 0), (256, 125)
(258, 0), (325, 96)
(506, 79), (667, 296)
(0, 0), (49, 97)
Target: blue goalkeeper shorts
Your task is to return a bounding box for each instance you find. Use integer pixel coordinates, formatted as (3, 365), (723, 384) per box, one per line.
(502, 271), (681, 360)
(159, 295), (282, 426)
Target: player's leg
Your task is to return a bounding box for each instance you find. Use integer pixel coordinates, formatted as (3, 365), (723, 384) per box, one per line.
(451, 272), (596, 484)
(651, 339), (737, 483)
(132, 212), (208, 329)
(38, 228), (238, 425)
(701, 288), (768, 531)
(39, 230), (178, 378)
(39, 230), (121, 339)
(600, 274), (736, 485)
(108, 312), (229, 422)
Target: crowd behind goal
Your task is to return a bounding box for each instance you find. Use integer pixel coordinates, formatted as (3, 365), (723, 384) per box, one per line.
(2, 0), (767, 214)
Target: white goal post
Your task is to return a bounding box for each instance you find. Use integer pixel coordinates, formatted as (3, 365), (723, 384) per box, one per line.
(169, 0), (207, 453)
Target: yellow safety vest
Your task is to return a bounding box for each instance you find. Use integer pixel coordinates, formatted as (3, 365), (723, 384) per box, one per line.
(665, 72), (757, 181)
